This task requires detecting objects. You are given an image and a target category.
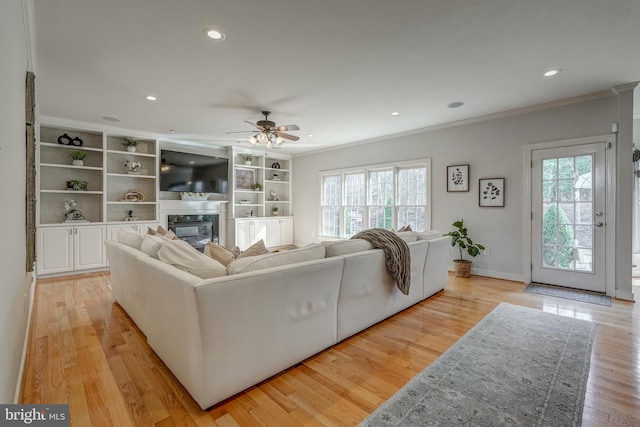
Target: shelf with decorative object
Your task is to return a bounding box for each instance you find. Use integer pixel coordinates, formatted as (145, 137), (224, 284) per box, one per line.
(226, 147), (294, 248)
(36, 119), (160, 276)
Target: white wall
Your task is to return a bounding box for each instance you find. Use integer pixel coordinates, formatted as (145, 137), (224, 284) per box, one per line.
(0, 0), (31, 402)
(293, 95), (621, 284)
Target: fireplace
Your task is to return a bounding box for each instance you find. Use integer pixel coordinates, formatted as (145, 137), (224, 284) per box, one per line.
(167, 214), (219, 252)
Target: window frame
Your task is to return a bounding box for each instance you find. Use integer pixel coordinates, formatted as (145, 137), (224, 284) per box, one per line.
(318, 159), (431, 239)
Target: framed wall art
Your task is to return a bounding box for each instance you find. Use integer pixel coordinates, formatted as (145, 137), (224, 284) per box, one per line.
(235, 168), (256, 190)
(479, 177), (505, 207)
(447, 164), (469, 192)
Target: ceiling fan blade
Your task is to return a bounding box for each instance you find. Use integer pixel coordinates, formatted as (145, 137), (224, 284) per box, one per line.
(277, 132), (300, 141)
(276, 124), (300, 131)
(244, 120), (262, 129)
(225, 130), (255, 134)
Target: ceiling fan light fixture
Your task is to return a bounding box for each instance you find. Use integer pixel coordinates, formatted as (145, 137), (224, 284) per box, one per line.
(257, 132), (269, 143)
(275, 136), (285, 146)
(249, 135), (258, 145)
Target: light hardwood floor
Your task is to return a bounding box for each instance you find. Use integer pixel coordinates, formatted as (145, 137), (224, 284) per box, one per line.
(20, 273), (638, 426)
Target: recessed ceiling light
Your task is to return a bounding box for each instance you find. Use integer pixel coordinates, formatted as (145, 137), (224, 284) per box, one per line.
(204, 28), (225, 41)
(101, 116), (120, 122)
(307, 134), (314, 138)
(144, 95), (157, 101)
(391, 111), (400, 116)
(543, 69), (561, 77)
(447, 101), (464, 109)
(169, 129), (176, 134)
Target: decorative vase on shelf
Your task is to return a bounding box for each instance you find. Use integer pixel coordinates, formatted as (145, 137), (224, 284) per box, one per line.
(72, 159), (84, 166)
(127, 146), (136, 153)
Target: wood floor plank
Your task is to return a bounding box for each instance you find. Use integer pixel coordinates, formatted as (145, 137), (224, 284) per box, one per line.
(21, 271), (639, 426)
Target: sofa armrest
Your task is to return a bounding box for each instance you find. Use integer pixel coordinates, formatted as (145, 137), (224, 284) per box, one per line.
(423, 236), (449, 299)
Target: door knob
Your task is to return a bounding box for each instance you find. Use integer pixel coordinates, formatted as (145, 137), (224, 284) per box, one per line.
(594, 222), (604, 228)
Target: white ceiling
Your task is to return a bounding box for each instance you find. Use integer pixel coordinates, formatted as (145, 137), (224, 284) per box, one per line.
(33, 0), (640, 155)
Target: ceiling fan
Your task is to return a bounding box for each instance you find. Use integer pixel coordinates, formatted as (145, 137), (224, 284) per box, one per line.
(227, 111), (300, 147)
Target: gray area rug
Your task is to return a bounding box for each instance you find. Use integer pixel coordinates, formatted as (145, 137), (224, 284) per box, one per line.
(360, 303), (596, 426)
(524, 282), (612, 307)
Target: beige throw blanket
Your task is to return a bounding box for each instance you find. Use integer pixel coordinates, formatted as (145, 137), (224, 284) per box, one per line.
(351, 228), (411, 295)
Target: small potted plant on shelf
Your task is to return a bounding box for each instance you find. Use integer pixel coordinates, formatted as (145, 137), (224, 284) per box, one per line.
(254, 182), (262, 191)
(242, 153), (253, 165)
(123, 137), (139, 152)
(69, 180), (88, 191)
(272, 206), (279, 216)
(443, 219), (485, 278)
(70, 151), (87, 166)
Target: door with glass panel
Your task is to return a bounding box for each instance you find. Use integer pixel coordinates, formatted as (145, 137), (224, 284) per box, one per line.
(531, 142), (606, 292)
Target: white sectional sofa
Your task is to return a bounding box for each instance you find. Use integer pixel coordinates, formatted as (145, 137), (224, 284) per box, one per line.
(104, 231), (449, 410)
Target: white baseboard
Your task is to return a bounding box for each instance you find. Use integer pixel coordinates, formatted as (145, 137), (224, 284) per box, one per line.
(447, 265), (525, 283)
(615, 289), (635, 302)
(14, 271), (36, 403)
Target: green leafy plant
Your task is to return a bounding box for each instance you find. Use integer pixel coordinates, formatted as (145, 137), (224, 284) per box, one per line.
(70, 151), (87, 160)
(69, 180), (87, 191)
(254, 183), (262, 191)
(272, 206), (278, 212)
(122, 137), (138, 147)
(242, 154), (253, 162)
(542, 205), (574, 268)
(443, 219), (485, 261)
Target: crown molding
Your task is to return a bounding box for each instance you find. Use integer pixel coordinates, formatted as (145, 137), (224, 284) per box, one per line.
(295, 89), (617, 158)
(612, 82), (639, 94)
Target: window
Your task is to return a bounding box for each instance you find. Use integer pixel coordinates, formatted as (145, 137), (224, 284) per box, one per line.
(344, 172), (365, 237)
(319, 160), (430, 238)
(321, 175), (341, 237)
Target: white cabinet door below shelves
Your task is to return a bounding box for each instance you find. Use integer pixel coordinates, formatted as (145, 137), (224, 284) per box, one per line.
(236, 219), (267, 251)
(37, 227), (74, 274)
(74, 226), (106, 270)
(37, 225), (107, 275)
(266, 218), (293, 248)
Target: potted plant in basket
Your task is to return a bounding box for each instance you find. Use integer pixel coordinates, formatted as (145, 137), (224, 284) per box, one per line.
(443, 219), (485, 278)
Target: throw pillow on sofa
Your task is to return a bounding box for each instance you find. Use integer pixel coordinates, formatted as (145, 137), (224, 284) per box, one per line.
(227, 243), (326, 275)
(236, 239), (270, 259)
(204, 243), (241, 267)
(157, 240), (227, 279)
(148, 225), (179, 240)
(140, 234), (167, 258)
(117, 227), (144, 250)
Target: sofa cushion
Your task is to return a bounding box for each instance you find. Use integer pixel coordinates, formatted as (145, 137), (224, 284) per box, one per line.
(157, 240), (227, 279)
(237, 239), (270, 259)
(416, 231), (442, 241)
(117, 227), (143, 250)
(227, 243), (326, 275)
(204, 243), (241, 267)
(322, 239), (374, 257)
(396, 231), (418, 242)
(140, 234), (167, 258)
